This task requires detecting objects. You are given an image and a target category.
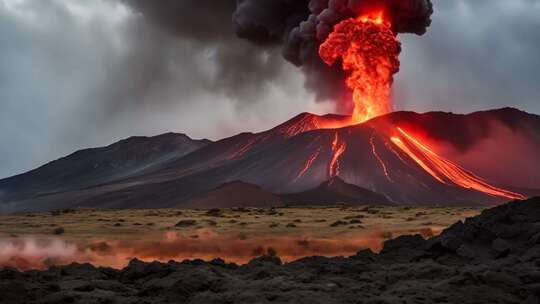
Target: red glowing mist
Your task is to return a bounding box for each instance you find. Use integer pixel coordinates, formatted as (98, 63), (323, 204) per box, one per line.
(319, 11), (400, 124)
(0, 232), (388, 270)
(391, 128), (526, 200)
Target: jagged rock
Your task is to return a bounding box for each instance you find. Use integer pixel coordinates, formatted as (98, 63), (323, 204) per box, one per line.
(439, 234), (463, 251)
(491, 238), (512, 258)
(379, 234), (427, 262)
(247, 255), (283, 267)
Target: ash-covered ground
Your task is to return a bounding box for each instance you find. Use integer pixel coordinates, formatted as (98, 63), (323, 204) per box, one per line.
(1, 198), (539, 304)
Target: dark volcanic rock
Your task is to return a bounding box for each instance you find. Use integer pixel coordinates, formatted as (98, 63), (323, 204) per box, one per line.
(1, 197), (540, 304)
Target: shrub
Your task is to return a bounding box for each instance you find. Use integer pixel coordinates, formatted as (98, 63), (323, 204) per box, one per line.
(53, 227), (65, 235)
(175, 220), (197, 227)
(205, 220), (218, 226)
(205, 209), (223, 217)
(330, 220), (348, 227)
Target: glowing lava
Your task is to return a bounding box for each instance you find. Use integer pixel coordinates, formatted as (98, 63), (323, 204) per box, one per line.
(295, 147), (322, 182)
(370, 134), (393, 183)
(391, 128), (526, 200)
(329, 133), (347, 178)
(319, 11), (400, 124)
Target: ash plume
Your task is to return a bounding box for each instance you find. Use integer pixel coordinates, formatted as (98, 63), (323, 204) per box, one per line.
(233, 0), (433, 106)
(125, 0), (433, 109)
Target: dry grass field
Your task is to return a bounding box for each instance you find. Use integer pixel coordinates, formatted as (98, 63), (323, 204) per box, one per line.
(0, 206), (483, 269)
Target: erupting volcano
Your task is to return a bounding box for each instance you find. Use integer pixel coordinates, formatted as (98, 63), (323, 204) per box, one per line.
(319, 10), (400, 124)
(314, 8), (526, 201)
(2, 107), (536, 213)
(0, 0), (537, 213)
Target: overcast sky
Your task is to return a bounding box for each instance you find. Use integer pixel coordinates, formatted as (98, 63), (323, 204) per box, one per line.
(1, 0), (539, 178)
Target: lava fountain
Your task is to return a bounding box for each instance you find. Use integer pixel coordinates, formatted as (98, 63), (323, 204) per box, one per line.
(319, 11), (400, 124)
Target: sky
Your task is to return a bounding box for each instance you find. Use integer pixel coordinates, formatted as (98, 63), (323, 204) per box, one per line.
(0, 0), (539, 178)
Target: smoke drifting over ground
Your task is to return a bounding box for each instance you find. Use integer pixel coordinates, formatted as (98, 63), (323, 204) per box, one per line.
(0, 233), (386, 271)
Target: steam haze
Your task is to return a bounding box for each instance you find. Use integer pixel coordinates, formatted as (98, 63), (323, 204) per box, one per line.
(1, 0), (539, 178)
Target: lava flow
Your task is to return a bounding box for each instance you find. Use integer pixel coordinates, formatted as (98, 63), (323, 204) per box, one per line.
(295, 147), (322, 182)
(370, 134), (393, 183)
(391, 128), (526, 200)
(319, 11), (400, 124)
(329, 133), (347, 178)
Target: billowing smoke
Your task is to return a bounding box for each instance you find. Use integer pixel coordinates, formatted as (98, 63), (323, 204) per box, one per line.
(121, 0), (298, 110)
(233, 0), (433, 110)
(125, 0), (433, 112)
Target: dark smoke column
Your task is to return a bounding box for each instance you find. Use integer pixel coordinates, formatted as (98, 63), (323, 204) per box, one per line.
(233, 0), (433, 112)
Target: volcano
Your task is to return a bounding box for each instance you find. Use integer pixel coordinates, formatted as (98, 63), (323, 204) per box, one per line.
(0, 108), (539, 212)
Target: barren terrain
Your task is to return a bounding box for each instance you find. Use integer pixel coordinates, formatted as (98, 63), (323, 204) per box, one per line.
(0, 205), (481, 269)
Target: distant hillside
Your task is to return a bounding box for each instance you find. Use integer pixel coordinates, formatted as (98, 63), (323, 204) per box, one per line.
(282, 177), (392, 206)
(180, 181), (285, 209)
(0, 133), (211, 203)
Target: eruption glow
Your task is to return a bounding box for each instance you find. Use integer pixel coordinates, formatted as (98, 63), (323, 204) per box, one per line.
(0, 233), (388, 270)
(392, 128), (526, 200)
(319, 11), (400, 124)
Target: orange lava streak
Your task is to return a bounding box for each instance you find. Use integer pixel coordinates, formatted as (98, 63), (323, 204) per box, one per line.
(329, 133), (347, 177)
(228, 137), (258, 160)
(385, 140), (409, 164)
(392, 128), (527, 200)
(319, 10), (400, 124)
(282, 115), (322, 138)
(370, 134), (393, 183)
(295, 147), (322, 182)
(391, 136), (445, 183)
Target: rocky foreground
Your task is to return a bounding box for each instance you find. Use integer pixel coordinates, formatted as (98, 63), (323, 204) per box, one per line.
(1, 198), (540, 304)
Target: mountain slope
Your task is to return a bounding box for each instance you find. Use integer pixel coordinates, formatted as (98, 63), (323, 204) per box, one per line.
(140, 113), (351, 183)
(0, 133), (211, 203)
(90, 108), (537, 206)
